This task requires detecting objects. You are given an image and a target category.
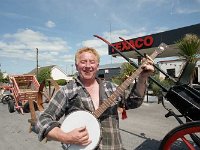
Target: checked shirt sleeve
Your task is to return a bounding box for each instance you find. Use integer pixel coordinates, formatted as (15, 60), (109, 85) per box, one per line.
(123, 82), (146, 109)
(36, 88), (67, 141)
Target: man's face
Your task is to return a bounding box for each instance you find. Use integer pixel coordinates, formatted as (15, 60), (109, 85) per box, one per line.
(76, 52), (99, 80)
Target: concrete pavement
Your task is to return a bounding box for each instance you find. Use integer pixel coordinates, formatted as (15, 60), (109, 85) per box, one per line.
(0, 96), (197, 150)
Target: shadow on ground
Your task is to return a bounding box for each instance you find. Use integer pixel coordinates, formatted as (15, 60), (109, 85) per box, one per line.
(121, 128), (200, 150)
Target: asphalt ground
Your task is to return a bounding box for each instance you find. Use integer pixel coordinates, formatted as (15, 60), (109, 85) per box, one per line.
(0, 96), (199, 150)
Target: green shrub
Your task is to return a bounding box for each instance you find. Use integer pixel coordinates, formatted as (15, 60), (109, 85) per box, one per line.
(111, 77), (121, 86)
(56, 79), (67, 86)
(37, 68), (51, 84)
(151, 76), (174, 96)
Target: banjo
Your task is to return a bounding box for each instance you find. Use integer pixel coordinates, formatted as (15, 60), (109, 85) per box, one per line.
(61, 43), (167, 150)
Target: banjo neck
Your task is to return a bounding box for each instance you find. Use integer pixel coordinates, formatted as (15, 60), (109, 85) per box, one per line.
(93, 43), (167, 118)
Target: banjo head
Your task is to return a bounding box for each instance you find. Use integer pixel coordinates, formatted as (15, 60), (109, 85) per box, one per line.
(61, 110), (101, 150)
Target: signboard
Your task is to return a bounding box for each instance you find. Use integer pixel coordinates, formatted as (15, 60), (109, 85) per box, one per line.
(110, 35), (154, 54)
(108, 23), (200, 58)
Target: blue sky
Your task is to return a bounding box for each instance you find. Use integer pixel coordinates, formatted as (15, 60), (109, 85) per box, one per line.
(0, 0), (200, 75)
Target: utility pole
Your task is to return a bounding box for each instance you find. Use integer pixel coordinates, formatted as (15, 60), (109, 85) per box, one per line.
(66, 64), (68, 75)
(36, 48), (39, 79)
(71, 64), (74, 75)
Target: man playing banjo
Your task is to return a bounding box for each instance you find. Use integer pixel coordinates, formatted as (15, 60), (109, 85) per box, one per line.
(36, 47), (154, 150)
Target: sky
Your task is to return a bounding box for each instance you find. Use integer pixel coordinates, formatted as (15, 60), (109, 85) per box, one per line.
(0, 0), (200, 75)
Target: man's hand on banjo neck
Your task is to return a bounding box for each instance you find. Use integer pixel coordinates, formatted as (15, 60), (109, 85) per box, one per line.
(135, 55), (155, 97)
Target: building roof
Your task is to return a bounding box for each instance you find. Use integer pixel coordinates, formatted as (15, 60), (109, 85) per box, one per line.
(99, 63), (123, 70)
(158, 59), (185, 63)
(109, 23), (200, 59)
(27, 65), (57, 75)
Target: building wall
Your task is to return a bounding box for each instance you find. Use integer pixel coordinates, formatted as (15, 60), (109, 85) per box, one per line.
(97, 60), (200, 84)
(97, 68), (121, 81)
(158, 60), (185, 79)
(158, 60), (200, 83)
(51, 67), (73, 81)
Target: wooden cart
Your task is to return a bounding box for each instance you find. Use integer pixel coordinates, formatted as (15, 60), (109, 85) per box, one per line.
(5, 75), (61, 132)
(8, 75), (40, 114)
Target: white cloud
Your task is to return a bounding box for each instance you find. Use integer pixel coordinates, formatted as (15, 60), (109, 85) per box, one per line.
(133, 0), (168, 8)
(80, 26), (168, 60)
(170, 0), (200, 15)
(175, 7), (200, 14)
(45, 20), (56, 28)
(154, 27), (169, 33)
(80, 29), (144, 57)
(0, 12), (30, 19)
(0, 29), (71, 63)
(81, 38), (107, 56)
(62, 54), (75, 63)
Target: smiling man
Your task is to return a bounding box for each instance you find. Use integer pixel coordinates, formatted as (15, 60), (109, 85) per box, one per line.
(36, 47), (154, 150)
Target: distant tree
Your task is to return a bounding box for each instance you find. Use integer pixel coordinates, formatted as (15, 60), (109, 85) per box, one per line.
(176, 33), (200, 85)
(37, 68), (51, 84)
(177, 33), (200, 62)
(0, 71), (3, 82)
(120, 62), (136, 81)
(0, 71), (9, 83)
(56, 79), (67, 86)
(112, 62), (136, 85)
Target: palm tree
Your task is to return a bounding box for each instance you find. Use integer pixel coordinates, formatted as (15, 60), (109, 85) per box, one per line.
(120, 62), (136, 81)
(176, 33), (200, 85)
(112, 62), (136, 85)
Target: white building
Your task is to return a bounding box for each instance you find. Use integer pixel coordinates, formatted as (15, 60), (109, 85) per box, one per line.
(157, 59), (200, 83)
(108, 23), (200, 84)
(50, 66), (73, 81)
(28, 65), (73, 81)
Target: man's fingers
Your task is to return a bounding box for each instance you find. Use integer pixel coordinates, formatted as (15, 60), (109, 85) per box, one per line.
(82, 140), (92, 145)
(145, 55), (154, 63)
(141, 64), (154, 72)
(142, 55), (154, 65)
(77, 126), (91, 145)
(78, 126), (86, 132)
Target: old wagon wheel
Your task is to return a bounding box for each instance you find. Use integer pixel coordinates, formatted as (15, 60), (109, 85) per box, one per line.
(8, 98), (15, 113)
(159, 121), (200, 150)
(37, 79), (60, 111)
(2, 95), (14, 104)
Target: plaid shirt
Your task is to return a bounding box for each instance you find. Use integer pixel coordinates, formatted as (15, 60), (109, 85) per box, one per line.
(36, 77), (144, 150)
